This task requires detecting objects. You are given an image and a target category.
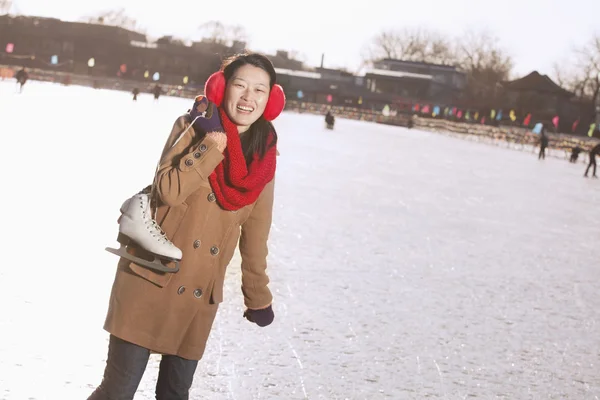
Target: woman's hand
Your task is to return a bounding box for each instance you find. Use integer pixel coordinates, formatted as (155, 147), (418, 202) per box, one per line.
(190, 95), (227, 152)
(243, 304), (274, 327)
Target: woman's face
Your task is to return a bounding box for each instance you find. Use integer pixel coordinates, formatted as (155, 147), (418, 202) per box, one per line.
(223, 64), (271, 133)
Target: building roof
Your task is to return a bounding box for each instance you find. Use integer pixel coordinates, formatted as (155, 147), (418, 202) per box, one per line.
(378, 58), (459, 71)
(0, 14), (147, 42)
(503, 71), (573, 96)
(275, 68), (321, 79)
(315, 67), (355, 77)
(365, 68), (433, 80)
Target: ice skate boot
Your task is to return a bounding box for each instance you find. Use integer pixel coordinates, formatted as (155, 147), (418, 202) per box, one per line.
(105, 193), (181, 273)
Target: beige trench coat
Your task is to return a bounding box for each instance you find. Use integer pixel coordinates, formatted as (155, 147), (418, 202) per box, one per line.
(103, 114), (275, 360)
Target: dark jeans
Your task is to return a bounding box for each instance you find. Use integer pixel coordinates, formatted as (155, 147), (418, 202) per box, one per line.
(87, 335), (198, 400)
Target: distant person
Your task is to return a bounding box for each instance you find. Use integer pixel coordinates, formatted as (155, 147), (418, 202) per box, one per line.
(152, 84), (162, 101)
(325, 110), (335, 129)
(538, 126), (549, 160)
(584, 143), (599, 178)
(569, 146), (582, 163)
(132, 87), (140, 101)
(15, 67), (28, 93)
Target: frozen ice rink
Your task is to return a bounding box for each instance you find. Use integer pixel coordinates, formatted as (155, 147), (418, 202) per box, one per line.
(1, 81), (599, 399)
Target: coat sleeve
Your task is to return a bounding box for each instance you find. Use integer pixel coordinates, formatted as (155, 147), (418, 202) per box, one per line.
(154, 115), (224, 207)
(239, 178), (275, 310)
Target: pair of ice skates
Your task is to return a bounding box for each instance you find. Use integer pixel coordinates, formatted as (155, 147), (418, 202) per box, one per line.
(105, 113), (207, 273)
(105, 191), (182, 273)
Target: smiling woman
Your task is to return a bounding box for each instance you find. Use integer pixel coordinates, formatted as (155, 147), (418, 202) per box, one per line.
(224, 64), (270, 130)
(212, 53), (286, 161)
(88, 53), (286, 400)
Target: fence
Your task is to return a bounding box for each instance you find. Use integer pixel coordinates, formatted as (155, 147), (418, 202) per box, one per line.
(412, 117), (599, 163)
(4, 65), (600, 163)
(0, 64), (201, 99)
(283, 100), (412, 127)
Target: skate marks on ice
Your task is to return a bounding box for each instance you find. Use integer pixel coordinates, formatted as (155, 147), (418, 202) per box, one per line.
(286, 337), (309, 399)
(1, 83), (600, 399)
(280, 288), (309, 400)
(273, 114), (600, 398)
(179, 252), (313, 400)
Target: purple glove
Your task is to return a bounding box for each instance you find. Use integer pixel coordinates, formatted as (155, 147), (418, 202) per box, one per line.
(190, 95), (224, 134)
(243, 305), (274, 327)
(189, 95), (227, 152)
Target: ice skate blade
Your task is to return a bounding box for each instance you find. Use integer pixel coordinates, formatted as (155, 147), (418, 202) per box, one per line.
(105, 245), (180, 273)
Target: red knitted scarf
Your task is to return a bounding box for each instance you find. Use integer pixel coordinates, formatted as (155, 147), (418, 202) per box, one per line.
(208, 108), (277, 211)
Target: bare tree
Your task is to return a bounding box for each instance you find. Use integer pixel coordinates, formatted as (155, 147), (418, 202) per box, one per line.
(455, 30), (513, 105)
(553, 62), (569, 88)
(198, 21), (227, 44)
(554, 62), (587, 99)
(362, 27), (512, 105)
(82, 8), (139, 32)
(229, 24), (249, 44)
(156, 35), (187, 46)
(197, 21), (249, 46)
(0, 0), (13, 14)
(362, 28), (456, 66)
(554, 35), (600, 119)
(362, 30), (403, 60)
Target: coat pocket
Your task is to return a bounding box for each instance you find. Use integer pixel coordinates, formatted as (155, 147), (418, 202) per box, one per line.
(124, 202), (189, 287)
(208, 277), (224, 304)
(127, 258), (176, 287)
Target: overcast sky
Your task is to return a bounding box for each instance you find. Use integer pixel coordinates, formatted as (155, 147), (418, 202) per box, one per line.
(12, 0), (600, 78)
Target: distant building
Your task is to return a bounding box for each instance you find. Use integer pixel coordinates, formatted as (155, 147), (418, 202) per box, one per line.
(0, 15), (144, 74)
(503, 71), (573, 114)
(0, 14), (413, 110)
(364, 59), (466, 104)
(269, 50), (304, 71)
(275, 67), (393, 109)
(0, 15), (243, 86)
(502, 71), (582, 130)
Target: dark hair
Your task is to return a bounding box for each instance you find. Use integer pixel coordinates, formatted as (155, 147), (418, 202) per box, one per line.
(221, 52), (278, 163)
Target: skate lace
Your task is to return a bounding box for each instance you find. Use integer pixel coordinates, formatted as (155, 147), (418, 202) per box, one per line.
(143, 209), (173, 245)
(151, 219), (169, 241)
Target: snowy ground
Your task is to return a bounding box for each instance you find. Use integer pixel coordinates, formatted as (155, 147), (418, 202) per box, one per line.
(1, 80), (599, 400)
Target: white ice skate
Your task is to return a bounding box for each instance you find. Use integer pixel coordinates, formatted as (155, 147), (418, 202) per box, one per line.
(105, 114), (203, 273)
(105, 192), (181, 273)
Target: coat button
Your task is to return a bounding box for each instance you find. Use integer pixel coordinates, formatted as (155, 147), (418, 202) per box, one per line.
(207, 193), (216, 202)
(177, 286), (186, 295)
(210, 246), (219, 256)
(193, 288), (203, 298)
(193, 239), (201, 249)
(199, 144), (208, 152)
(193, 152), (201, 158)
(185, 158), (194, 167)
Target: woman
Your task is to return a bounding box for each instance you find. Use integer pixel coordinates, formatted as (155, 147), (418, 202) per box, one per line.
(88, 52), (286, 400)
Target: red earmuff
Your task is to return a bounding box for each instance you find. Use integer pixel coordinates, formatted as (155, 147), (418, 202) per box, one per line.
(204, 71), (226, 106)
(263, 84), (285, 121)
(204, 71), (286, 122)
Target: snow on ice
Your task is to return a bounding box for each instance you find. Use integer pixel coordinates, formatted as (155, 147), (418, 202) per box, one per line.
(0, 81), (599, 399)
